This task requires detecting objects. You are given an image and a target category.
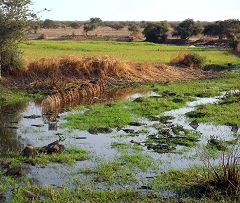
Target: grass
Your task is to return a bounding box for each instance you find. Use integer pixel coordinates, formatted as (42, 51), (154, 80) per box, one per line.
(80, 151), (155, 186)
(61, 72), (240, 130)
(187, 95), (240, 125)
(62, 103), (132, 130)
(149, 71), (240, 97)
(0, 148), (89, 166)
(126, 96), (189, 119)
(150, 162), (240, 202)
(62, 96), (189, 130)
(0, 85), (33, 106)
(22, 40), (240, 65)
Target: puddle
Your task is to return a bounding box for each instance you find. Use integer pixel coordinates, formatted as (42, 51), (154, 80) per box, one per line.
(0, 88), (239, 188)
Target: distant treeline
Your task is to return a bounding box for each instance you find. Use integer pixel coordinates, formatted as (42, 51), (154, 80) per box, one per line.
(32, 18), (240, 43)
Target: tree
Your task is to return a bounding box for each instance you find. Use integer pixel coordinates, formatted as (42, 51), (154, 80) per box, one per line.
(203, 22), (225, 39)
(203, 20), (240, 40)
(107, 22), (124, 31)
(69, 22), (81, 29)
(83, 17), (102, 36)
(143, 22), (170, 42)
(128, 24), (140, 34)
(89, 17), (102, 25)
(223, 19), (240, 40)
(0, 0), (36, 78)
(42, 19), (56, 29)
(83, 23), (97, 36)
(175, 19), (202, 40)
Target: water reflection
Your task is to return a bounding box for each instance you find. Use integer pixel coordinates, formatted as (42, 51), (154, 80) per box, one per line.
(0, 87), (148, 157)
(0, 103), (27, 156)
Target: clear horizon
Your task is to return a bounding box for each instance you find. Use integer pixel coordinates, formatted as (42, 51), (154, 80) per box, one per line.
(32, 0), (240, 22)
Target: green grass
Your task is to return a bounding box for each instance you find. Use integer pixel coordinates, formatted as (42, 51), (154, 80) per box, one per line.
(188, 95), (240, 125)
(126, 96), (190, 119)
(62, 96), (189, 130)
(1, 148), (89, 166)
(62, 103), (132, 130)
(80, 151), (154, 185)
(22, 40), (240, 65)
(149, 71), (240, 97)
(0, 84), (43, 106)
(62, 72), (240, 130)
(0, 85), (31, 106)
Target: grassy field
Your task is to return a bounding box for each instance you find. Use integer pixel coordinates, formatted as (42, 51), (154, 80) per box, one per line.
(22, 40), (240, 65)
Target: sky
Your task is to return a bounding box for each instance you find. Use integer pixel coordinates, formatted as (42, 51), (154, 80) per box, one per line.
(32, 0), (240, 21)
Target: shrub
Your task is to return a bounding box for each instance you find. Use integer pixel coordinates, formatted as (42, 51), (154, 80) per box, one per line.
(107, 23), (125, 30)
(128, 24), (140, 34)
(38, 33), (47, 40)
(70, 22), (81, 29)
(175, 19), (202, 40)
(202, 151), (240, 200)
(143, 22), (169, 43)
(0, 43), (23, 72)
(83, 23), (97, 35)
(42, 19), (58, 29)
(230, 40), (240, 52)
(171, 53), (205, 68)
(0, 0), (35, 77)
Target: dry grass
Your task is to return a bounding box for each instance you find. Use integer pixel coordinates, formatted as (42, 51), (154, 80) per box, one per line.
(8, 55), (210, 92)
(171, 51), (205, 68)
(202, 150), (240, 199)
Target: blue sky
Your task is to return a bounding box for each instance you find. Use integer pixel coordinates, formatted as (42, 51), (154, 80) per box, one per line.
(32, 0), (240, 21)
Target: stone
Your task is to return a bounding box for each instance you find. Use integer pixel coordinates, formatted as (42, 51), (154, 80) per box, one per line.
(128, 122), (145, 127)
(40, 141), (65, 154)
(189, 120), (199, 130)
(22, 145), (37, 158)
(88, 127), (113, 134)
(24, 115), (41, 119)
(5, 166), (24, 177)
(122, 129), (135, 134)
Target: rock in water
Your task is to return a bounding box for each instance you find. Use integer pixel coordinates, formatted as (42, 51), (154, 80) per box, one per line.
(22, 145), (37, 158)
(88, 127), (113, 134)
(128, 122), (145, 127)
(5, 166), (24, 177)
(122, 129), (135, 134)
(40, 141), (65, 154)
(189, 120), (199, 129)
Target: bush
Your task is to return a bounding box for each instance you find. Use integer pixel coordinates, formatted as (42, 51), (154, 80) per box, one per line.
(70, 22), (81, 29)
(175, 19), (202, 40)
(128, 24), (140, 34)
(143, 22), (169, 43)
(0, 44), (23, 72)
(0, 0), (35, 76)
(230, 40), (240, 52)
(171, 53), (205, 68)
(38, 33), (47, 40)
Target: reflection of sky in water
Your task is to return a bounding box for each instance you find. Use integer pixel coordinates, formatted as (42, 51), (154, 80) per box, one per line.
(0, 90), (239, 187)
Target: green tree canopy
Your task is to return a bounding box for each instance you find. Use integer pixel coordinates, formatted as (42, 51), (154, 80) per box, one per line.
(143, 22), (170, 42)
(175, 19), (202, 40)
(0, 0), (35, 76)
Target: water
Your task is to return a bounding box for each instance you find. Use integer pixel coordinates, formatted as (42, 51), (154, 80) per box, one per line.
(0, 88), (239, 187)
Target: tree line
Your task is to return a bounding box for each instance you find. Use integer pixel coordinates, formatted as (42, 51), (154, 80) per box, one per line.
(37, 18), (240, 41)
(1, 0), (240, 77)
